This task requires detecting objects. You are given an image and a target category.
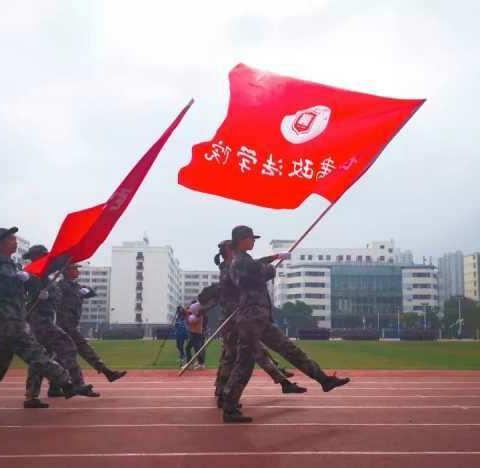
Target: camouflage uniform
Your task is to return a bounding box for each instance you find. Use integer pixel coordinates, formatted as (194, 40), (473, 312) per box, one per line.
(25, 275), (85, 398)
(200, 262), (289, 397)
(222, 251), (328, 411)
(0, 254), (70, 387)
(57, 279), (106, 372)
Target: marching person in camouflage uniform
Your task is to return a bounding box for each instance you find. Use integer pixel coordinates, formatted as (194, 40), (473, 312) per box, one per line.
(0, 227), (77, 407)
(222, 226), (350, 423)
(199, 240), (306, 410)
(23, 245), (100, 405)
(57, 264), (126, 382)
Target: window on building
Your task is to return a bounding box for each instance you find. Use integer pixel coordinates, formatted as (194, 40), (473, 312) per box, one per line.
(356, 256), (362, 262)
(412, 272), (431, 278)
(346, 255), (351, 261)
(136, 273), (143, 280)
(287, 272), (302, 278)
(135, 302), (143, 311)
(136, 293), (142, 301)
(380, 245), (385, 249)
(412, 294), (432, 300)
(388, 248), (393, 253)
(337, 255), (343, 262)
(135, 313), (142, 322)
(136, 252), (144, 260)
(305, 282), (326, 288)
(300, 255), (305, 260)
(287, 283), (302, 289)
(305, 271), (325, 277)
(317, 316), (327, 321)
(287, 293), (302, 300)
(136, 262), (144, 270)
(379, 256), (385, 261)
(326, 255), (331, 261)
(308, 255), (313, 260)
(305, 293), (325, 299)
(136, 282), (143, 291)
(366, 256), (372, 263)
(318, 255), (324, 261)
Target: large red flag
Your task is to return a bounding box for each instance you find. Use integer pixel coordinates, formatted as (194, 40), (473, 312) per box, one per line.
(26, 99), (193, 276)
(179, 64), (424, 208)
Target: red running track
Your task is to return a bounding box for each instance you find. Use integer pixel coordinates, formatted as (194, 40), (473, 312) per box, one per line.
(1, 369), (480, 468)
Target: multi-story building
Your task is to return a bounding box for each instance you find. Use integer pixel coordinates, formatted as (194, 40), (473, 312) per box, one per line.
(110, 240), (182, 324)
(12, 236), (30, 266)
(464, 253), (480, 302)
(270, 239), (437, 329)
(438, 251), (464, 305)
(181, 270), (220, 305)
(402, 265), (439, 314)
(78, 265), (111, 334)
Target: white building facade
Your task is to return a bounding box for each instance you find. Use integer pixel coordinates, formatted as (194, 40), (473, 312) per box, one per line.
(78, 265), (111, 330)
(464, 253), (480, 302)
(438, 251), (464, 305)
(401, 265), (439, 313)
(12, 236), (30, 266)
(181, 270), (220, 305)
(110, 241), (182, 324)
(270, 239), (436, 329)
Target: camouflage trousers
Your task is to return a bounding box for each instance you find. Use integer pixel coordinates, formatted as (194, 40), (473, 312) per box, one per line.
(222, 305), (328, 410)
(0, 319), (70, 388)
(26, 318), (85, 398)
(62, 325), (105, 372)
(215, 313), (289, 397)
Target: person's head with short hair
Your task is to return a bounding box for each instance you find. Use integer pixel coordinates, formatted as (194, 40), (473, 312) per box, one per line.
(64, 263), (81, 281)
(231, 225), (260, 252)
(214, 240), (233, 266)
(0, 227), (19, 257)
(22, 244), (48, 262)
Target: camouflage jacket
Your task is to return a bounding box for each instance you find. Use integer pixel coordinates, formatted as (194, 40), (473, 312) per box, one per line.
(229, 251), (275, 308)
(57, 279), (95, 329)
(25, 275), (62, 324)
(0, 254), (27, 322)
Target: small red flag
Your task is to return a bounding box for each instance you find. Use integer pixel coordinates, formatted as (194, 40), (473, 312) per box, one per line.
(26, 99), (193, 276)
(179, 64), (424, 209)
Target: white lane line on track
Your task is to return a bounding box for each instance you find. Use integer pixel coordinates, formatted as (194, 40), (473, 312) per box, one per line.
(1, 451), (480, 458)
(0, 405), (479, 411)
(3, 386), (480, 391)
(2, 423), (480, 429)
(2, 395), (480, 400)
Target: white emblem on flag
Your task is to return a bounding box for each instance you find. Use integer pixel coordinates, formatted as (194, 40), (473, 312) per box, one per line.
(280, 105), (331, 144)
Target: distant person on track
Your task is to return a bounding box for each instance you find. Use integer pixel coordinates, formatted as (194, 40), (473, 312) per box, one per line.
(185, 302), (206, 370)
(174, 306), (188, 366)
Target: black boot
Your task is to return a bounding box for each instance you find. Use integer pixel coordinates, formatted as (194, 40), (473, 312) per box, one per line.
(223, 408), (252, 423)
(101, 367), (127, 382)
(47, 385), (65, 397)
(320, 374), (350, 392)
(61, 382), (78, 399)
(281, 381), (307, 394)
(24, 398), (49, 409)
(217, 395), (242, 409)
(76, 384), (101, 397)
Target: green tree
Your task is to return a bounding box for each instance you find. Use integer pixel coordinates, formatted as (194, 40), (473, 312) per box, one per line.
(272, 301), (317, 336)
(442, 296), (480, 337)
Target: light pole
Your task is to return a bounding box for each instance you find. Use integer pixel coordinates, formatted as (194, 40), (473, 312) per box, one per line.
(422, 303), (428, 330)
(456, 295), (463, 338)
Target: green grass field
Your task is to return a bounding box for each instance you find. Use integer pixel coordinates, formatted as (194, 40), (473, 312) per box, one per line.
(10, 340), (480, 370)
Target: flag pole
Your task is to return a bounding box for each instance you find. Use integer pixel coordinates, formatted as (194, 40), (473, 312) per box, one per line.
(178, 200), (340, 377)
(178, 312), (236, 376)
(26, 257), (72, 320)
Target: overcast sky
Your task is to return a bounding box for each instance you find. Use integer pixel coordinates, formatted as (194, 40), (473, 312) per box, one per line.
(1, 0), (478, 270)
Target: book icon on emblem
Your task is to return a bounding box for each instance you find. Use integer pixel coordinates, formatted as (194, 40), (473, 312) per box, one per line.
(281, 105), (331, 144)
